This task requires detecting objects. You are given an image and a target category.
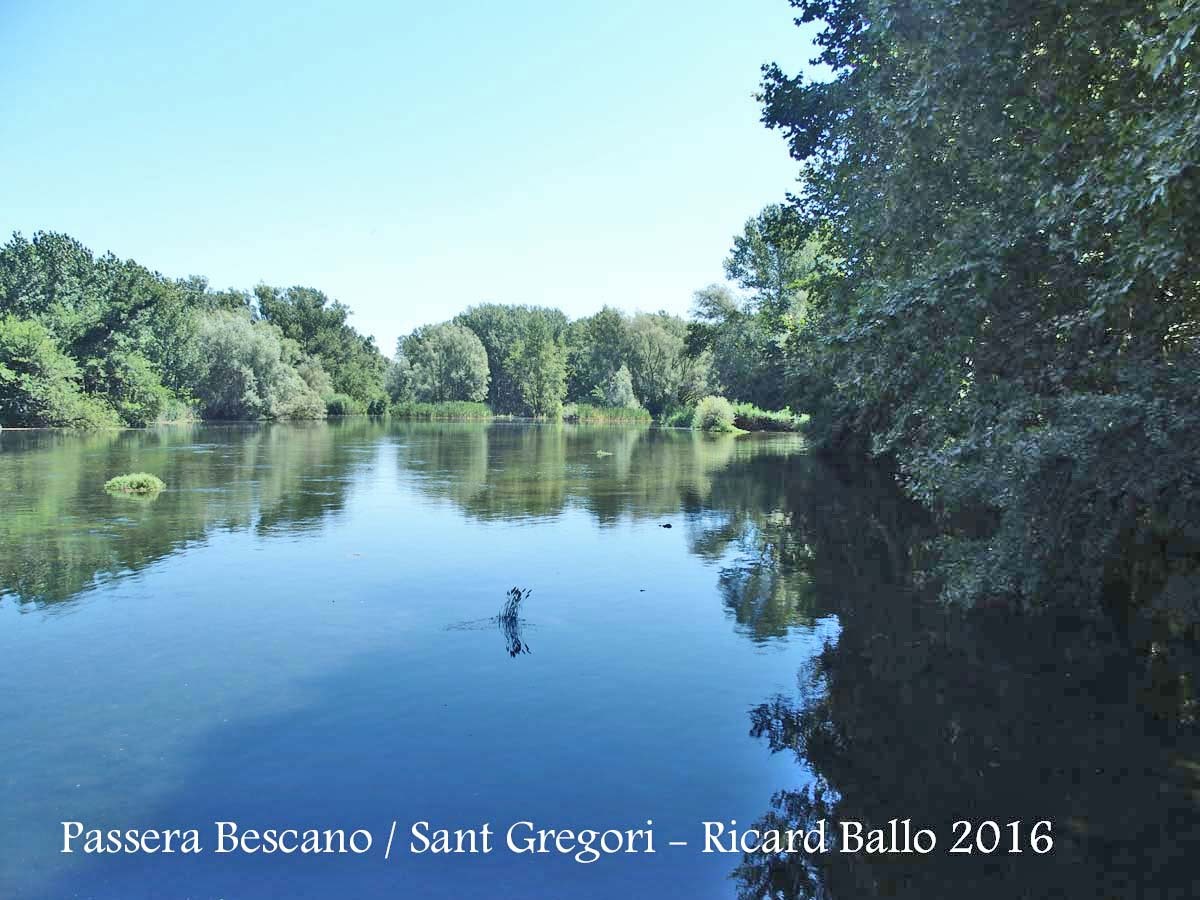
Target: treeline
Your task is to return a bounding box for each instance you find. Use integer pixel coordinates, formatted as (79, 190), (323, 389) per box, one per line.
(0, 229), (808, 430)
(385, 205), (818, 425)
(740, 0), (1200, 616)
(389, 305), (712, 420)
(0, 232), (389, 427)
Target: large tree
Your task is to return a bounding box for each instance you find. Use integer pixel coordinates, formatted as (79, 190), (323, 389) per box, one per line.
(256, 285), (387, 411)
(455, 304), (570, 414)
(397, 322), (490, 403)
(761, 0), (1200, 611)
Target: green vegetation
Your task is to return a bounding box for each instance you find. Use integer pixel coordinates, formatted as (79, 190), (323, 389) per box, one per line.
(389, 401), (493, 420)
(693, 396), (738, 433)
(735, 0), (1200, 616)
(0, 232), (389, 427)
(103, 472), (165, 495)
(390, 322), (490, 405)
(562, 403), (651, 424)
(732, 402), (806, 433)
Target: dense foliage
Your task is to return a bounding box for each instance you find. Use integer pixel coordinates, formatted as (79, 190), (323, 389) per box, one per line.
(0, 232), (389, 426)
(752, 0), (1200, 614)
(694, 395), (738, 433)
(392, 322), (490, 404)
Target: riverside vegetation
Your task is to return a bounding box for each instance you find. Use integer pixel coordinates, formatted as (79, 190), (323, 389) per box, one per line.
(2, 0), (1196, 627)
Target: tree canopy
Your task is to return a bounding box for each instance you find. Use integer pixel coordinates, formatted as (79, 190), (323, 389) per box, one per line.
(755, 0), (1200, 612)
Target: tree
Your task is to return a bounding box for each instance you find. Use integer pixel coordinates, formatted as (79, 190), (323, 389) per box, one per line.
(567, 306), (628, 401)
(626, 313), (690, 415)
(724, 204), (814, 326)
(591, 364), (638, 408)
(188, 311), (325, 420)
(0, 316), (119, 427)
(256, 285), (388, 410)
(760, 0), (1200, 612)
(455, 304), (570, 414)
(506, 314), (567, 416)
(398, 322), (490, 403)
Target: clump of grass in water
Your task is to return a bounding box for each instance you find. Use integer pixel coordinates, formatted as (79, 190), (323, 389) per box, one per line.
(104, 473), (166, 495)
(498, 587), (531, 657)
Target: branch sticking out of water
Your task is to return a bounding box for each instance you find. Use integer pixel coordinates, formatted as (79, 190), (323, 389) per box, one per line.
(499, 587), (532, 657)
(500, 586), (530, 622)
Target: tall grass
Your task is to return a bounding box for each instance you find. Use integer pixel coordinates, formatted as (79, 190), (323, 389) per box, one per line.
(326, 393), (366, 416)
(562, 402), (651, 424)
(389, 401), (494, 420)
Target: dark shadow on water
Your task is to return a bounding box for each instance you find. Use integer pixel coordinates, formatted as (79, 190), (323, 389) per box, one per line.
(706, 453), (1200, 900)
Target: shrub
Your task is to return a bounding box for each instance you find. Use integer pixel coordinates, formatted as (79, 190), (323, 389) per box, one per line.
(103, 473), (166, 495)
(731, 402), (808, 432)
(693, 396), (737, 432)
(660, 404), (697, 428)
(156, 397), (199, 423)
(325, 393), (365, 416)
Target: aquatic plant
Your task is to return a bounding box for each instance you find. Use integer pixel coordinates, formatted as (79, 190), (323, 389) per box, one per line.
(103, 473), (166, 495)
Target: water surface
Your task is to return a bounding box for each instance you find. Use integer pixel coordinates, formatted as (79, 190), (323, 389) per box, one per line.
(0, 422), (1195, 898)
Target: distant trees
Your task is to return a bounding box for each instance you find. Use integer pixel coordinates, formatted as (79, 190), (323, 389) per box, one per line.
(396, 322), (489, 403)
(0, 231), (389, 426)
(454, 304), (571, 415)
(625, 313), (692, 416)
(684, 206), (821, 411)
(506, 314), (568, 416)
(566, 306), (628, 401)
(592, 364), (637, 408)
(256, 285), (389, 414)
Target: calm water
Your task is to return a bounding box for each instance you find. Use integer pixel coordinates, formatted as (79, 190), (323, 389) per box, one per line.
(0, 421), (1196, 899)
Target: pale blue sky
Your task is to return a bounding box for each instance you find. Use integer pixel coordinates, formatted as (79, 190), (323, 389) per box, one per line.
(1, 0), (818, 353)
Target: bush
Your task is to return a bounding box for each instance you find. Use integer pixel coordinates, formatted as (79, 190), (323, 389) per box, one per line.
(660, 404), (697, 428)
(326, 393), (366, 416)
(693, 396), (738, 432)
(562, 402), (651, 424)
(389, 401), (493, 420)
(731, 402), (808, 432)
(103, 473), (166, 495)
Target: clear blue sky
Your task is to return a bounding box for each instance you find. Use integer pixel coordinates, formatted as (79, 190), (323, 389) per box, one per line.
(1, 0), (818, 354)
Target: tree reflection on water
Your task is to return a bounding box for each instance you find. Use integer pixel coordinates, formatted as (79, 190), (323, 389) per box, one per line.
(702, 454), (1200, 900)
